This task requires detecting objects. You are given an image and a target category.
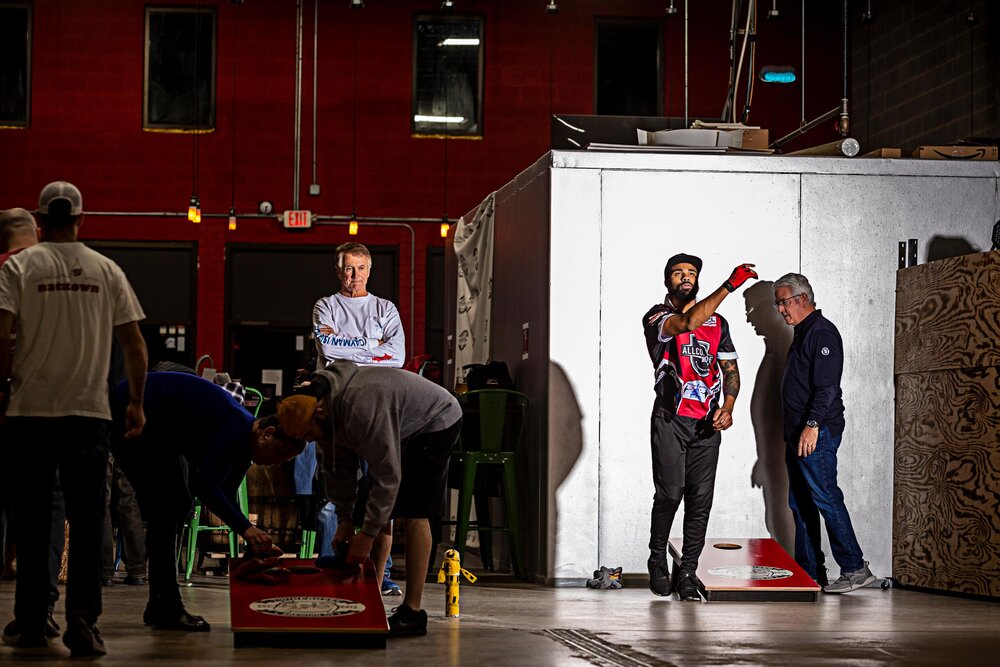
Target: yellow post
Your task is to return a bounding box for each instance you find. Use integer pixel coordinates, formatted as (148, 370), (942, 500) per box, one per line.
(437, 548), (477, 618)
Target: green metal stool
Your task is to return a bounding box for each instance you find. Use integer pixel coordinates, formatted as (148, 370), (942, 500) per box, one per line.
(299, 528), (317, 558)
(452, 389), (528, 578)
(183, 386), (262, 580)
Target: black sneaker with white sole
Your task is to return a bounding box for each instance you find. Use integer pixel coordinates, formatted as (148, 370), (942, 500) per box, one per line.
(387, 604), (428, 638)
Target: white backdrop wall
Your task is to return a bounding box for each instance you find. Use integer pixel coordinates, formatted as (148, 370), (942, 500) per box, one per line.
(544, 151), (999, 583)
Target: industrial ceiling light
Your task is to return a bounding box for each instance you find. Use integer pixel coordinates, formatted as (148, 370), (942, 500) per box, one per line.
(767, 0), (779, 19)
(545, 1), (558, 14)
(349, 214), (359, 236)
(228, 207), (237, 231)
(758, 65), (796, 83)
(665, 1), (678, 16)
(441, 0), (454, 9)
(440, 218), (450, 238)
(350, 0), (364, 8)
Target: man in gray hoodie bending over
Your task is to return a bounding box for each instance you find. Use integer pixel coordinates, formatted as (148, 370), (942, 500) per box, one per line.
(277, 360), (461, 638)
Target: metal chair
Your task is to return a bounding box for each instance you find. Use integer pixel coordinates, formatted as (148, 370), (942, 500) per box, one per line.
(452, 389), (528, 577)
(183, 386), (262, 580)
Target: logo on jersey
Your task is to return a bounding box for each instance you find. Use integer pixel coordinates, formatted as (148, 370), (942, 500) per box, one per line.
(681, 335), (713, 377)
(681, 380), (710, 402)
(821, 347), (830, 356)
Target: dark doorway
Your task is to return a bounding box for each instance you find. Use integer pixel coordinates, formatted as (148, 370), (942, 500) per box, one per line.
(595, 18), (664, 116)
(87, 241), (197, 368)
(226, 244), (399, 398)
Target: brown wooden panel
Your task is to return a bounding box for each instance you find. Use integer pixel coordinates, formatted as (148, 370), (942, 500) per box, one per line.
(894, 251), (1000, 375)
(893, 368), (1000, 597)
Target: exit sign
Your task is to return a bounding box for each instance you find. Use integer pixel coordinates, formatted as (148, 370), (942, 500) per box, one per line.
(283, 210), (312, 229)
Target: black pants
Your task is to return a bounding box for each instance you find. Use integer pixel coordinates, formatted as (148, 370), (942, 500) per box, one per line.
(112, 435), (192, 615)
(10, 417), (109, 634)
(648, 411), (721, 574)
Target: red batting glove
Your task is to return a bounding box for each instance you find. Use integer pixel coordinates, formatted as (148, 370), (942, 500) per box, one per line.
(723, 264), (758, 292)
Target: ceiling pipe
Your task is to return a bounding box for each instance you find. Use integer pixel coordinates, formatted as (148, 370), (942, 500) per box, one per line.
(293, 0), (304, 209)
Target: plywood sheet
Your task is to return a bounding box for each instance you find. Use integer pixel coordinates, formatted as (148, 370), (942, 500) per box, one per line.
(893, 367), (1000, 597)
(895, 252), (1000, 375)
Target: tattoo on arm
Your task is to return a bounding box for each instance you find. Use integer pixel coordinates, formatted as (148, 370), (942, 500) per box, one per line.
(720, 359), (740, 399)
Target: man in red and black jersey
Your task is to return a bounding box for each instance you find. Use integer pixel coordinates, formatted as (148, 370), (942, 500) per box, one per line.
(641, 253), (757, 601)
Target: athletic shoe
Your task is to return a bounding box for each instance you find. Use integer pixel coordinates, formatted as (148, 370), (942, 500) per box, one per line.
(824, 561), (877, 594)
(2, 619), (49, 647)
(45, 612), (60, 639)
(387, 604), (427, 638)
(647, 558), (671, 596)
(62, 623), (106, 658)
(675, 572), (702, 602)
(381, 576), (402, 596)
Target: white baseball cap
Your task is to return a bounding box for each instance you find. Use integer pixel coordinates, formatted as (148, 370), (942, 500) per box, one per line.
(37, 181), (83, 216)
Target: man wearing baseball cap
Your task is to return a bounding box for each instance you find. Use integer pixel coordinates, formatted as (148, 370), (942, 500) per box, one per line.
(0, 181), (148, 657)
(641, 254), (757, 601)
(277, 361), (461, 637)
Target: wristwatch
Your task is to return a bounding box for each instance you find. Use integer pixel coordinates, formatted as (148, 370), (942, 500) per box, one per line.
(805, 419), (819, 429)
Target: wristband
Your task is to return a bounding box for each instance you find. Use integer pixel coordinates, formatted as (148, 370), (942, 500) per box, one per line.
(723, 281), (736, 293)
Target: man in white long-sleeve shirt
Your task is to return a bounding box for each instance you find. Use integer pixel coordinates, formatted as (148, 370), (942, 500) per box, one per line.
(312, 242), (405, 368)
(302, 242), (406, 594)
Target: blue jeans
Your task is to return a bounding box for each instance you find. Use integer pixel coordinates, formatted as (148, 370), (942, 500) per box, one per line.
(297, 444), (393, 580)
(784, 427), (864, 578)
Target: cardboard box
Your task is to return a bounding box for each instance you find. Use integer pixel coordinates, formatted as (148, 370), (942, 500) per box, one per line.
(862, 148), (901, 158)
(911, 145), (998, 161)
(737, 128), (769, 150)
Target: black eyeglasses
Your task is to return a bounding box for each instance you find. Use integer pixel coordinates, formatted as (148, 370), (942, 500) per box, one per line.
(773, 294), (802, 310)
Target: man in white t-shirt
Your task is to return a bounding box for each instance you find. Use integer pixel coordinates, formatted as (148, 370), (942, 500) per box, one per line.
(302, 242), (406, 593)
(0, 181), (148, 658)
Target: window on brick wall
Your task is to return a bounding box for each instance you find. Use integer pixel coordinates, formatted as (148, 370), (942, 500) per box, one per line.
(595, 18), (663, 116)
(144, 6), (216, 131)
(412, 14), (484, 137)
(0, 3), (31, 127)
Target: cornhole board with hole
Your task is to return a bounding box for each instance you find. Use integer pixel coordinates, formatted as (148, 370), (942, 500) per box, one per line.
(230, 558), (388, 648)
(668, 538), (820, 602)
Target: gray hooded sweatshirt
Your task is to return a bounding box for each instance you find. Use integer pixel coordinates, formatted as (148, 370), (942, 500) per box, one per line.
(313, 361), (462, 537)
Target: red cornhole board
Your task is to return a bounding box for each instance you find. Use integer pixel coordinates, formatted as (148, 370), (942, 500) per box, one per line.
(230, 558), (389, 648)
(668, 537), (821, 602)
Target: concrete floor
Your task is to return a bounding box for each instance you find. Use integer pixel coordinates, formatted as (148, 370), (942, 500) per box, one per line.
(2, 572), (998, 665)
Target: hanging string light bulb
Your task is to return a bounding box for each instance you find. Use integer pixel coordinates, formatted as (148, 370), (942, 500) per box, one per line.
(228, 207), (237, 231)
(188, 195), (201, 223)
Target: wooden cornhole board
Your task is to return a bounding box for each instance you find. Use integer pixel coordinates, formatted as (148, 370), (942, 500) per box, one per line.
(668, 538), (820, 602)
(230, 558), (389, 647)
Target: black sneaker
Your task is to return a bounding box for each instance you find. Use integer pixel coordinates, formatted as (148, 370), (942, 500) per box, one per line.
(45, 612), (61, 639)
(63, 623), (106, 658)
(387, 604), (427, 638)
(676, 572), (702, 602)
(1, 619), (48, 648)
(1, 619), (18, 645)
(647, 558), (671, 596)
(124, 575), (148, 586)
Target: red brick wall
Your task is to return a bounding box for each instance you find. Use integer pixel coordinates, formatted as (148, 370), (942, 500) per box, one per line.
(0, 0), (845, 367)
